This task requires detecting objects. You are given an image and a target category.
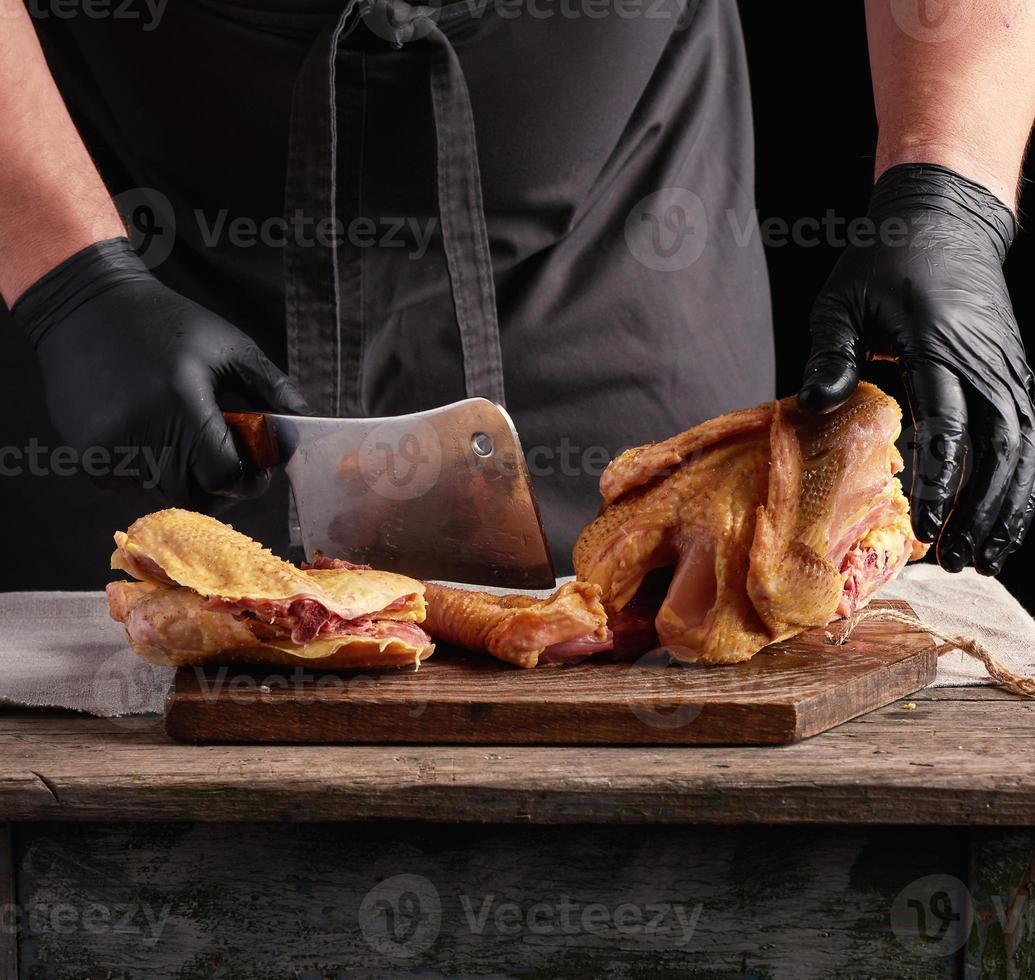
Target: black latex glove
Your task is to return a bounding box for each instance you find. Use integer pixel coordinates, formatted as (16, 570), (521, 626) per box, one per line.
(11, 237), (310, 511)
(798, 163), (1035, 576)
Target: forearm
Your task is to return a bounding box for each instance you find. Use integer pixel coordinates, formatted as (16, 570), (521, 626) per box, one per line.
(0, 0), (124, 305)
(865, 0), (1035, 208)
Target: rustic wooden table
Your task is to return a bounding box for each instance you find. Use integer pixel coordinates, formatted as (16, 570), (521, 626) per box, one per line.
(1, 686), (1032, 978)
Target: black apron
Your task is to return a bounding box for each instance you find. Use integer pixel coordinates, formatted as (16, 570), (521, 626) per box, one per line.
(33, 0), (774, 573)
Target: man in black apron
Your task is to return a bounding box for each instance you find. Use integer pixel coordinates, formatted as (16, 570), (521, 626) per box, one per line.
(2, 0), (1034, 577)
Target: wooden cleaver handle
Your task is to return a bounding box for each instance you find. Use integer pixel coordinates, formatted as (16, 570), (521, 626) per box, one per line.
(222, 411), (280, 470)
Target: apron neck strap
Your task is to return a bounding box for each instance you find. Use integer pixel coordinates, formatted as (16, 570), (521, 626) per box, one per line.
(285, 0), (506, 416)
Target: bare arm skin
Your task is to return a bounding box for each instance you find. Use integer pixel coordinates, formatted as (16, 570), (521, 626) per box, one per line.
(866, 0), (1035, 207)
(0, 0), (124, 304)
(1, 1), (309, 509)
(801, 3), (1035, 577)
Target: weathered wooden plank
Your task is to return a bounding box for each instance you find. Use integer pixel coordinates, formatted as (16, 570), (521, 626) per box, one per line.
(0, 824), (17, 979)
(964, 830), (1035, 980)
(0, 697), (1028, 824)
(163, 599), (937, 746)
(912, 688), (1023, 703)
(16, 822), (966, 979)
(0, 711), (162, 736)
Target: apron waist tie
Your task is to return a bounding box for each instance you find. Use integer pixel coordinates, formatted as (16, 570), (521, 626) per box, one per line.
(285, 0), (506, 417)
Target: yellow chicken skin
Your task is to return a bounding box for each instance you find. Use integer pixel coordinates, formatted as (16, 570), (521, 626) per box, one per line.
(107, 509), (433, 669)
(573, 383), (928, 664)
(422, 581), (612, 668)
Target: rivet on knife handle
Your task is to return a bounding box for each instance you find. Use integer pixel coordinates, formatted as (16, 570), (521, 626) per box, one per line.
(223, 411), (280, 470)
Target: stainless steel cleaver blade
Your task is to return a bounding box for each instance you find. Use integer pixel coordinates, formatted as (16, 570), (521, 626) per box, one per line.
(223, 399), (556, 588)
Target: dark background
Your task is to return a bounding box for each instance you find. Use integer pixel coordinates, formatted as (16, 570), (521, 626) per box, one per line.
(740, 2), (1035, 611)
(1, 2), (1033, 608)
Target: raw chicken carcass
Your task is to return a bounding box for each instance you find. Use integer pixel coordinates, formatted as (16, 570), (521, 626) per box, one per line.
(573, 382), (928, 664)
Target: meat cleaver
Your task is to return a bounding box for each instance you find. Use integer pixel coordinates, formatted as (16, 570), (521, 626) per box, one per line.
(223, 399), (556, 589)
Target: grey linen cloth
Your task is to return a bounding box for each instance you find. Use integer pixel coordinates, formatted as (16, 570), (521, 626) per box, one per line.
(0, 591), (174, 716)
(879, 564), (1035, 686)
(0, 565), (1033, 717)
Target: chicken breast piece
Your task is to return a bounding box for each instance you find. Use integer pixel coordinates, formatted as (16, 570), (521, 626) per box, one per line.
(107, 582), (434, 669)
(106, 511), (433, 669)
(112, 508), (426, 622)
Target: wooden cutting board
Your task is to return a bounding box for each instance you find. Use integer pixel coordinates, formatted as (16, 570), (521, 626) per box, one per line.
(164, 599), (936, 745)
